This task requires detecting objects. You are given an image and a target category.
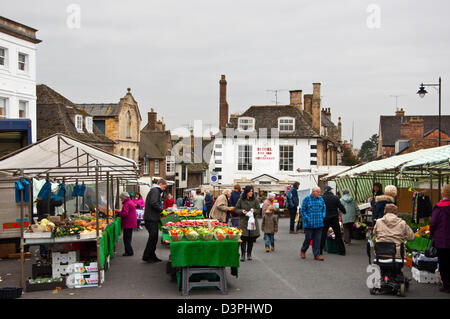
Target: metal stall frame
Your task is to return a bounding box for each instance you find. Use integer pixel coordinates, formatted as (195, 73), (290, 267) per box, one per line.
(0, 133), (139, 290)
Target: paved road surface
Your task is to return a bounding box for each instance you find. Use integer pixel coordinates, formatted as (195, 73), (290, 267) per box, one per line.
(1, 218), (448, 299)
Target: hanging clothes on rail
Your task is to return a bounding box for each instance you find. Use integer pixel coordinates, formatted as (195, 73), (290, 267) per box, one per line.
(412, 192), (432, 223)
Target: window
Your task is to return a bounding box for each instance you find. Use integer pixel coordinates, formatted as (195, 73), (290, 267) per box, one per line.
(166, 156), (175, 174)
(238, 117), (255, 131)
(215, 144), (222, 149)
(215, 160), (222, 164)
(310, 153), (317, 157)
(279, 145), (294, 171)
(311, 144), (317, 149)
(120, 148), (124, 156)
(18, 53), (27, 72)
(214, 168), (222, 172)
(132, 149), (136, 161)
(143, 159), (149, 175)
(214, 152), (222, 156)
(85, 117), (93, 133)
(0, 98), (7, 118)
(181, 164), (186, 181)
(310, 160), (317, 165)
(0, 47), (6, 66)
(126, 149), (130, 158)
(278, 117), (295, 132)
(18, 101), (28, 118)
(94, 120), (105, 134)
(155, 160), (160, 174)
(75, 115), (83, 132)
(238, 145), (252, 171)
(126, 111), (131, 138)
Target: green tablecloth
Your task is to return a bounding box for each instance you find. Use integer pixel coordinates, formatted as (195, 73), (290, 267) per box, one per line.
(98, 218), (122, 269)
(161, 232), (171, 243)
(170, 239), (240, 268)
(99, 231), (108, 269)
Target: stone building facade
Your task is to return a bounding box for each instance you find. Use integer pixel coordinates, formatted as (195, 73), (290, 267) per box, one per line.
(77, 88), (141, 162)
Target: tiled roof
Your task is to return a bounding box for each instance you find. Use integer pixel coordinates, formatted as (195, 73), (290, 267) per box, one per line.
(380, 115), (450, 146)
(77, 104), (120, 117)
(139, 130), (172, 159)
(36, 85), (115, 148)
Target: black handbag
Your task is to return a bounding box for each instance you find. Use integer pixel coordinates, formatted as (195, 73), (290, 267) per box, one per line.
(425, 239), (438, 258)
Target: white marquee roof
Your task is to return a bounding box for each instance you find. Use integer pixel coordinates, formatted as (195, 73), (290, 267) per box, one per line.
(0, 133), (138, 181)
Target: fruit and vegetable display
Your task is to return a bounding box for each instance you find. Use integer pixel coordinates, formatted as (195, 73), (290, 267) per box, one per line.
(25, 216), (108, 238)
(176, 210), (203, 218)
(28, 277), (64, 284)
(164, 219), (242, 242)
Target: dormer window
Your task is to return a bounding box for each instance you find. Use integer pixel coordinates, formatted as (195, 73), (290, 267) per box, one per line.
(85, 116), (93, 133)
(75, 115), (83, 133)
(238, 117), (255, 131)
(278, 117), (295, 132)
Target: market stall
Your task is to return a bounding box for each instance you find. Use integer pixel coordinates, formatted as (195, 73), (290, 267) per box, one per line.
(162, 217), (240, 295)
(323, 145), (450, 285)
(0, 133), (138, 291)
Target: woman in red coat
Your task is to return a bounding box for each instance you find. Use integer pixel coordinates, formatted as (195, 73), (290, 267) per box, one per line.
(163, 193), (175, 209)
(118, 192), (137, 256)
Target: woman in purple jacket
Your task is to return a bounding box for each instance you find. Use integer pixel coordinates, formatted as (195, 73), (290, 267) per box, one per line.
(118, 192), (137, 256)
(430, 184), (450, 293)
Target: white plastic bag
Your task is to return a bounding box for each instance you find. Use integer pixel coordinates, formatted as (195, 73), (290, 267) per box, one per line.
(247, 211), (256, 231)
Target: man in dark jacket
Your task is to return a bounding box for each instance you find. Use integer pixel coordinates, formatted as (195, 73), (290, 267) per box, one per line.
(320, 186), (347, 256)
(286, 182), (300, 234)
(205, 191), (214, 218)
(142, 179), (167, 263)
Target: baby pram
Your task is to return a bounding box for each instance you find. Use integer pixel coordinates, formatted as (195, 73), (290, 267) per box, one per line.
(366, 240), (409, 297)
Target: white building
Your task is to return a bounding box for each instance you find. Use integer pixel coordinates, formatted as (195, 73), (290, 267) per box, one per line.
(0, 16), (41, 142)
(209, 75), (344, 193)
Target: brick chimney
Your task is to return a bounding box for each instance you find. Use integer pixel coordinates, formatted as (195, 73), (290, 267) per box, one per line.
(338, 117), (342, 142)
(312, 83), (321, 133)
(289, 90), (302, 111)
(219, 75), (229, 130)
(148, 108), (157, 131)
(304, 94), (313, 115)
(400, 117), (424, 139)
(395, 108), (405, 117)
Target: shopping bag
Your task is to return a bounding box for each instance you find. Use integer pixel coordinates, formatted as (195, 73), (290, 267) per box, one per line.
(294, 212), (299, 223)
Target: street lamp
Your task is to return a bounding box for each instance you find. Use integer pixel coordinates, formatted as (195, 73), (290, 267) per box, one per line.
(417, 77), (442, 146)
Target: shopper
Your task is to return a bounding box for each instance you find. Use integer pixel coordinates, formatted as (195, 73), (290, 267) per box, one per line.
(193, 189), (205, 211)
(205, 191), (214, 218)
(373, 204), (414, 258)
(133, 192), (145, 209)
(142, 179), (167, 263)
(210, 189), (231, 223)
(286, 182), (300, 234)
(183, 195), (191, 208)
(163, 193), (175, 210)
(430, 184), (450, 293)
(118, 192), (137, 256)
(276, 192), (285, 208)
(236, 186), (261, 261)
(228, 185), (242, 226)
(340, 190), (360, 245)
(262, 204), (278, 252)
(262, 192), (275, 218)
(176, 195), (184, 207)
(369, 182), (383, 212)
(320, 186), (347, 256)
(373, 185), (397, 221)
(300, 187), (326, 261)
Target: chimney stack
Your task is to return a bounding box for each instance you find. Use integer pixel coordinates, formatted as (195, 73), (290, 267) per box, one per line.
(289, 90), (302, 111)
(312, 83), (321, 133)
(338, 117), (342, 142)
(304, 94), (313, 115)
(219, 75), (229, 130)
(395, 108), (405, 117)
(148, 108), (157, 131)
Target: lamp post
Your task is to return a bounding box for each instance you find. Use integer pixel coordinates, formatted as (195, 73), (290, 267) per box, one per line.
(417, 77), (442, 146)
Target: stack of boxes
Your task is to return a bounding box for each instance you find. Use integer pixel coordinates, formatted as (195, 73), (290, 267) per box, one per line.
(52, 250), (104, 288)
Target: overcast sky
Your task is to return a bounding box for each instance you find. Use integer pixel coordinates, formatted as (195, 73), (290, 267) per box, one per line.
(2, 0), (449, 148)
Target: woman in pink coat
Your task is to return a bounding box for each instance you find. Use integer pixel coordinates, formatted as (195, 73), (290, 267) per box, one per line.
(133, 192), (145, 209)
(118, 192), (137, 256)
